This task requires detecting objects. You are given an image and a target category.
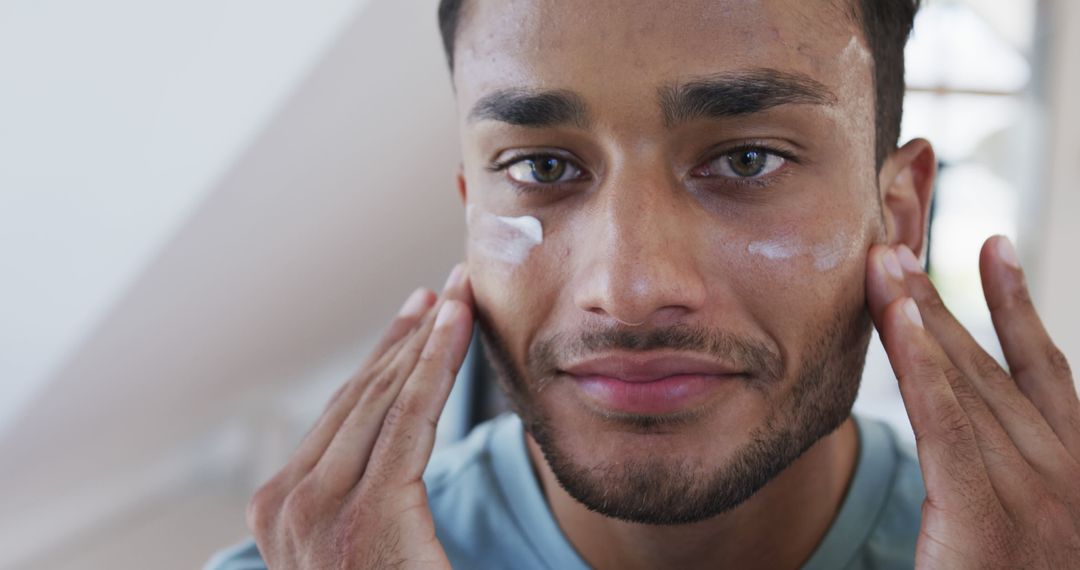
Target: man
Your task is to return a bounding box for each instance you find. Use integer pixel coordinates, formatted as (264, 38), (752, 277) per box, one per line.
(208, 0), (1080, 568)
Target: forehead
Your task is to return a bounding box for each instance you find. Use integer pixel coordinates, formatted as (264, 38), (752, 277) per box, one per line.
(453, 0), (867, 117)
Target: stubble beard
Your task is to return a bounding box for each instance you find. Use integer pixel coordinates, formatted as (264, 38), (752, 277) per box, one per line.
(475, 300), (872, 525)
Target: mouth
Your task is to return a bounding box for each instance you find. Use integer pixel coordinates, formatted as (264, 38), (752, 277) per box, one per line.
(560, 352), (746, 416)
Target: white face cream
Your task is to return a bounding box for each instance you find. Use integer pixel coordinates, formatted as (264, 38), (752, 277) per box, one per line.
(466, 205), (544, 265)
(747, 231), (855, 272)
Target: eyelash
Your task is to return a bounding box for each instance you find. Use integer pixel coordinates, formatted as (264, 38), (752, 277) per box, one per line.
(486, 153), (588, 193)
(487, 143), (799, 192)
(696, 144), (799, 189)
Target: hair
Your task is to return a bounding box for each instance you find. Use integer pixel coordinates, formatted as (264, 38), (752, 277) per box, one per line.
(437, 0), (920, 169)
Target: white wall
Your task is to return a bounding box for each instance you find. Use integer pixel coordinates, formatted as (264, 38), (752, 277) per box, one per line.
(0, 0), (368, 436)
(0, 1), (462, 567)
(1035, 0), (1080, 379)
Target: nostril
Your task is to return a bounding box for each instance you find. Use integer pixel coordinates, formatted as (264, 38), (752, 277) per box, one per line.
(614, 316), (647, 327)
(585, 307), (646, 327)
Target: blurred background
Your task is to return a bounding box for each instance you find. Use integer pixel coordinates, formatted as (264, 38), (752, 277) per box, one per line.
(0, 0), (1077, 568)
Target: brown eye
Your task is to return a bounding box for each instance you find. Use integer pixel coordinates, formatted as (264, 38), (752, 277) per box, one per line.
(728, 150), (767, 177)
(696, 148), (785, 180)
(532, 157), (566, 182)
(507, 156), (580, 184)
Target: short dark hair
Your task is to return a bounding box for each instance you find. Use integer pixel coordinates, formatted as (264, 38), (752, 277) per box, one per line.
(438, 0), (920, 169)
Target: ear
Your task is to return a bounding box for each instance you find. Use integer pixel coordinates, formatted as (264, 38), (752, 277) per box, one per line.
(456, 164), (468, 204)
(878, 138), (936, 257)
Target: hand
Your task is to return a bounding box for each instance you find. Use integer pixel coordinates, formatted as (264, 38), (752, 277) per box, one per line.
(866, 237), (1080, 568)
(246, 264), (474, 569)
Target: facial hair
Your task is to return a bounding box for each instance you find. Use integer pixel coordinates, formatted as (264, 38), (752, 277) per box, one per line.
(475, 300), (872, 525)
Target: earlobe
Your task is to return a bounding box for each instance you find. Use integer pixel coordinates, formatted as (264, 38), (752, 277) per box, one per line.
(456, 165), (468, 204)
(879, 138), (936, 257)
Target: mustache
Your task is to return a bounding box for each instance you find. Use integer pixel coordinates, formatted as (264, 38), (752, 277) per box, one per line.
(527, 324), (784, 385)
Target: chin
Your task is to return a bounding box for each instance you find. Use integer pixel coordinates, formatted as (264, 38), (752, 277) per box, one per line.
(475, 301), (870, 524)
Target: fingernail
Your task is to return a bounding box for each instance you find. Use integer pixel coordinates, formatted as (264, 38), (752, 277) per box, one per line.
(902, 298), (924, 329)
(398, 288), (429, 318)
(897, 245), (923, 274)
(996, 236), (1020, 270)
(443, 263), (465, 290)
(882, 249), (904, 280)
(434, 300), (461, 330)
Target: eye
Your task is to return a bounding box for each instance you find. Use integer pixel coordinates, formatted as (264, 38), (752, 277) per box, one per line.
(506, 156), (582, 184)
(698, 148), (785, 179)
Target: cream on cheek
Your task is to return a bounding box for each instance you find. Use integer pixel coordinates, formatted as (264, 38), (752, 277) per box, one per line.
(747, 230), (860, 272)
(466, 204), (544, 265)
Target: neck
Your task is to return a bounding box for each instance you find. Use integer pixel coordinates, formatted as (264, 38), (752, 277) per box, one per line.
(524, 416), (860, 570)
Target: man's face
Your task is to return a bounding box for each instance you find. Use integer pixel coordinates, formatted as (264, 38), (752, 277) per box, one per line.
(455, 0), (882, 523)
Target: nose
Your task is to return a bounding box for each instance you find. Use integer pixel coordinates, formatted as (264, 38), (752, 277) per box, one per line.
(573, 169), (708, 327)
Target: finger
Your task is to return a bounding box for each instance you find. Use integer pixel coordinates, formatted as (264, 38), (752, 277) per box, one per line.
(875, 296), (1007, 519)
(878, 294), (1037, 516)
(895, 244), (1074, 480)
(362, 299), (474, 488)
(310, 266), (474, 495)
(364, 288), (439, 373)
(273, 287), (439, 490)
(365, 263), (472, 377)
(278, 265), (467, 493)
(314, 288), (437, 420)
(980, 236), (1080, 461)
(865, 245), (910, 321)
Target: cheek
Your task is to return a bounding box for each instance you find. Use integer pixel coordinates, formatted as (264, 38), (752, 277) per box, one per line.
(466, 205), (543, 265)
(466, 205), (564, 348)
(710, 214), (874, 353)
(722, 187), (879, 282)
(742, 228), (863, 272)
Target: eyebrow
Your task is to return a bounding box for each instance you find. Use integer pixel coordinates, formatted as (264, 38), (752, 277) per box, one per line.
(658, 69), (837, 127)
(468, 88), (590, 128)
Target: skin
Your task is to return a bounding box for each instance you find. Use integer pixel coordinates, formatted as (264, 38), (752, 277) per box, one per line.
(244, 0), (1080, 568)
(456, 0), (895, 566)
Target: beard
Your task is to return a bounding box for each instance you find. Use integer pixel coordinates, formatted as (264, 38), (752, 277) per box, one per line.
(475, 299), (872, 526)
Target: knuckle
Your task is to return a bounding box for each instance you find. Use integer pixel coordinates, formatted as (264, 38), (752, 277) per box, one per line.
(978, 437), (1015, 471)
(968, 351), (1004, 381)
(246, 484), (279, 534)
(938, 407), (977, 449)
(942, 366), (968, 391)
(918, 289), (949, 316)
(417, 347), (440, 368)
(383, 358), (414, 385)
(280, 478), (320, 525)
(383, 399), (416, 431)
(1048, 345), (1073, 379)
(1009, 284), (1034, 309)
(945, 371), (983, 412)
(364, 371), (398, 400)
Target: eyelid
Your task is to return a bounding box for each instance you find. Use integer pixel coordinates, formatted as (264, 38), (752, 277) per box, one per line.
(690, 142), (797, 179)
(704, 141), (797, 163)
(487, 149), (585, 172)
(485, 150), (592, 194)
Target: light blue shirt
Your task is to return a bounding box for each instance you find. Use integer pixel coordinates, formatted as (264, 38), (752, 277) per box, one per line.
(207, 412), (924, 569)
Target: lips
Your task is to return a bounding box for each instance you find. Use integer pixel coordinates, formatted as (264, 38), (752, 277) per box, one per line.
(561, 352), (743, 415)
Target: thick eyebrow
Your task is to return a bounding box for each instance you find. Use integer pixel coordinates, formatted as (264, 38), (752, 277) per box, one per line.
(658, 69), (837, 127)
(468, 88), (590, 129)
